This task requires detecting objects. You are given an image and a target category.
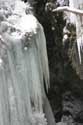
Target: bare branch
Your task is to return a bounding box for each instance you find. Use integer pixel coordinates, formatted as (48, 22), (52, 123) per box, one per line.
(52, 6), (83, 16)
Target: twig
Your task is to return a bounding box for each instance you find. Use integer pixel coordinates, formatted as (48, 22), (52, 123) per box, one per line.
(52, 6), (83, 16)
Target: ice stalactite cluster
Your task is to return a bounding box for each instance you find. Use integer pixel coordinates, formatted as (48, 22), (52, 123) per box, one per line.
(69, 0), (83, 63)
(0, 0), (49, 125)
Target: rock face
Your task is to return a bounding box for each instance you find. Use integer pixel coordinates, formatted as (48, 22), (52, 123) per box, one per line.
(62, 91), (83, 119)
(33, 0), (83, 124)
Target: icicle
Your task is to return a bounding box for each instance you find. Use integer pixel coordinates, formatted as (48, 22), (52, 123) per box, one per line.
(77, 37), (82, 63)
(37, 24), (50, 91)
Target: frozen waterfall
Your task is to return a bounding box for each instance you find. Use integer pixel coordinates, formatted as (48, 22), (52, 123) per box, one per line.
(0, 0), (53, 125)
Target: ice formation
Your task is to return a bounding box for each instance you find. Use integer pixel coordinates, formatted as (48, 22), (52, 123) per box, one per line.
(69, 0), (83, 63)
(0, 0), (49, 124)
